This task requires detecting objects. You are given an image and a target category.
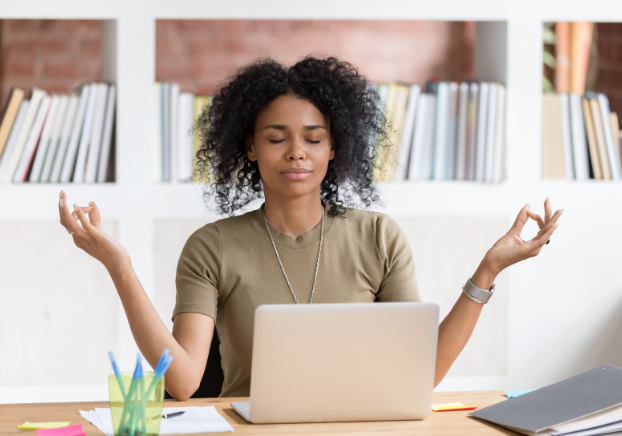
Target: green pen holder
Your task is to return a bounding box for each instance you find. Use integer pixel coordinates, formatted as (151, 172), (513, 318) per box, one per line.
(109, 372), (165, 436)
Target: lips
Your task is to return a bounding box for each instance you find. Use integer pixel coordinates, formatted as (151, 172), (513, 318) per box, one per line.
(281, 168), (312, 180)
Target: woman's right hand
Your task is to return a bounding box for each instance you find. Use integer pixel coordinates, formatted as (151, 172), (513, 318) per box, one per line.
(58, 190), (131, 274)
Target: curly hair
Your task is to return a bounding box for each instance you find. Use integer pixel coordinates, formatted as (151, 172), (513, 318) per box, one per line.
(195, 56), (391, 217)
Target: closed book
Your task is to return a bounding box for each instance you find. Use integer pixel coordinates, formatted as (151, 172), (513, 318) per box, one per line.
(153, 82), (162, 182)
(0, 100), (29, 182)
(596, 93), (621, 179)
(589, 98), (612, 179)
(60, 84), (92, 183)
(492, 84), (506, 183)
(50, 94), (79, 183)
(395, 84), (420, 180)
(484, 83), (497, 183)
(475, 82), (489, 181)
(1, 88), (46, 184)
(96, 85), (116, 183)
(0, 87), (25, 159)
(465, 83), (479, 180)
(559, 93), (575, 179)
(429, 82), (449, 180)
(444, 82), (459, 179)
(29, 95), (61, 182)
(385, 84), (410, 181)
(71, 83), (99, 183)
(177, 92), (195, 182)
(454, 82), (469, 180)
(542, 93), (566, 179)
(610, 112), (621, 168)
(40, 95), (69, 183)
(84, 83), (109, 183)
(13, 95), (52, 183)
(582, 98), (602, 179)
(169, 82), (180, 182)
(408, 93), (436, 180)
(569, 94), (590, 180)
(162, 82), (170, 181)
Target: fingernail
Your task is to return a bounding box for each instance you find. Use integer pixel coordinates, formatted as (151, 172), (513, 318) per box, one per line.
(88, 201), (95, 206)
(526, 204), (530, 209)
(59, 199), (63, 208)
(59, 190), (63, 199)
(73, 204), (78, 211)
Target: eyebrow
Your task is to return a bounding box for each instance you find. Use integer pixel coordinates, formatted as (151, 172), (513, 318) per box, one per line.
(263, 124), (327, 131)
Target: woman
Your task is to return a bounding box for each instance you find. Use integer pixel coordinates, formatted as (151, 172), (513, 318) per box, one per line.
(58, 57), (562, 401)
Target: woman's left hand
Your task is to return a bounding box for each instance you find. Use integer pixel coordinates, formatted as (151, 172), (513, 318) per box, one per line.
(482, 198), (563, 276)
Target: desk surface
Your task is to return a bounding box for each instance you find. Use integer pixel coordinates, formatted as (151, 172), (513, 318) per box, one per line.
(0, 390), (517, 435)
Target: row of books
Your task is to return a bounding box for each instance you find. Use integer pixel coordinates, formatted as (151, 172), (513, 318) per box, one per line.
(542, 92), (622, 180)
(154, 82), (211, 182)
(0, 84), (116, 184)
(374, 81), (506, 183)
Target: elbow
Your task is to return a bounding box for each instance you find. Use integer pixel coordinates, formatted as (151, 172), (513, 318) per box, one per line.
(166, 380), (200, 402)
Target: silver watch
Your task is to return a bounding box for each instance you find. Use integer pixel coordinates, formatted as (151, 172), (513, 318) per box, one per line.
(462, 277), (495, 304)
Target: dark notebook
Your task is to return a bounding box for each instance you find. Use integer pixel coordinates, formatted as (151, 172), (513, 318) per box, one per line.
(470, 365), (622, 434)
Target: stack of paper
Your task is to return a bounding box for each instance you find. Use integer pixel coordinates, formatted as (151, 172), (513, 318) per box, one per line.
(79, 406), (234, 435)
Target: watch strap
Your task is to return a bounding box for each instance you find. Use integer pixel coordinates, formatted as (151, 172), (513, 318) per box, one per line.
(462, 277), (495, 304)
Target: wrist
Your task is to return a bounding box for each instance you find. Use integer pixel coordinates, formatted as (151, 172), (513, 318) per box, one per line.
(471, 260), (499, 291)
(106, 257), (133, 283)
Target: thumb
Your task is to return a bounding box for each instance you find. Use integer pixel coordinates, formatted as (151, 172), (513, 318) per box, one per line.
(88, 201), (102, 230)
(508, 204), (530, 237)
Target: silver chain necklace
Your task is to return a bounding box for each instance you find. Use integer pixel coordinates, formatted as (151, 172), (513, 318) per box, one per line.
(263, 208), (324, 304)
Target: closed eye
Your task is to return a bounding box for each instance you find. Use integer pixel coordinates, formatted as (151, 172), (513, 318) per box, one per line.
(307, 139), (322, 144)
(269, 139), (286, 144)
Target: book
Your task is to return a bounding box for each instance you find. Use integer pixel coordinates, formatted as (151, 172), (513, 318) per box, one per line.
(153, 82), (162, 181)
(193, 96), (210, 182)
(28, 95), (61, 182)
(589, 98), (612, 179)
(61, 85), (92, 183)
(569, 94), (590, 180)
(465, 83), (479, 180)
(559, 93), (575, 180)
(395, 84), (420, 180)
(555, 22), (571, 93)
(475, 82), (489, 181)
(454, 82), (469, 180)
(13, 95), (52, 183)
(610, 112), (621, 168)
(177, 92), (195, 182)
(429, 82), (449, 180)
(84, 83), (110, 183)
(40, 95), (69, 183)
(385, 84), (410, 181)
(492, 84), (506, 183)
(582, 97), (602, 179)
(0, 100), (29, 182)
(445, 82), (459, 180)
(1, 88), (46, 184)
(169, 83), (180, 182)
(596, 93), (622, 179)
(72, 83), (99, 183)
(484, 83), (497, 183)
(408, 93), (436, 180)
(96, 85), (116, 183)
(542, 93), (566, 179)
(51, 94), (79, 183)
(569, 22), (593, 95)
(0, 87), (25, 159)
(162, 82), (170, 181)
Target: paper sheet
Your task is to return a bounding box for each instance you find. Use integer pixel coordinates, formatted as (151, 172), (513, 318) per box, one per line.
(79, 406), (234, 435)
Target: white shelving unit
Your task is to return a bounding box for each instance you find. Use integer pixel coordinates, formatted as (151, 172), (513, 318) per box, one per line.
(2, 0), (622, 403)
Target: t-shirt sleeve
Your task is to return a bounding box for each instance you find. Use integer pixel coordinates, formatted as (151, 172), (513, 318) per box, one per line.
(172, 223), (221, 322)
(374, 214), (422, 302)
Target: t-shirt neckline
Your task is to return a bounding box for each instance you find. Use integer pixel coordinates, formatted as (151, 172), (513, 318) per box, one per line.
(255, 202), (335, 249)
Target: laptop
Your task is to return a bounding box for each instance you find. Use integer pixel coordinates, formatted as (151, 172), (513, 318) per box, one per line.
(231, 302), (439, 424)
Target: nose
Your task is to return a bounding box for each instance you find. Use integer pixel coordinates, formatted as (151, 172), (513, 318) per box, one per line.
(286, 136), (306, 161)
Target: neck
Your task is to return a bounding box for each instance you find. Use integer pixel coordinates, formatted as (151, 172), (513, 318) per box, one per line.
(263, 190), (324, 238)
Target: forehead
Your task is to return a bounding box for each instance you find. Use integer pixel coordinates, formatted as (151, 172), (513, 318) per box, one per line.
(255, 95), (327, 128)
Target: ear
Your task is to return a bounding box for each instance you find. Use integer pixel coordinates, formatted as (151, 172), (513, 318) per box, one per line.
(329, 136), (336, 161)
(245, 134), (257, 161)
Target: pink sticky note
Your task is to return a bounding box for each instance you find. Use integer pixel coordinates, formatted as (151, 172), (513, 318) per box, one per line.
(36, 424), (85, 436)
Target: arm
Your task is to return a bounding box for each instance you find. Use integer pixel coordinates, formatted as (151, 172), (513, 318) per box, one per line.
(58, 191), (212, 400)
(434, 199), (563, 387)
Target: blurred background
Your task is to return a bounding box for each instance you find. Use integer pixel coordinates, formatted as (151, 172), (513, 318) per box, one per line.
(1, 2), (622, 403)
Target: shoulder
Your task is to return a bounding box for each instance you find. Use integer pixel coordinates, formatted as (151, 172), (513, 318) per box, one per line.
(183, 207), (262, 252)
(335, 207), (403, 238)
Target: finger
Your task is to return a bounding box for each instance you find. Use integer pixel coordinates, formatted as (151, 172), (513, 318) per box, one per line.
(73, 204), (96, 233)
(526, 210), (545, 229)
(71, 207), (93, 222)
(544, 198), (552, 223)
(87, 201), (102, 230)
(508, 204), (531, 237)
(530, 223), (559, 253)
(60, 193), (86, 236)
(531, 210), (562, 245)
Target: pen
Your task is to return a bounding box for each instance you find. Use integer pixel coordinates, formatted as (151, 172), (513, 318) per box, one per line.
(162, 411), (186, 420)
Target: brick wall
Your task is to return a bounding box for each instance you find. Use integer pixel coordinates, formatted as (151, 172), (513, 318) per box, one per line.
(0, 20), (102, 104)
(155, 20), (473, 95)
(595, 23), (622, 117)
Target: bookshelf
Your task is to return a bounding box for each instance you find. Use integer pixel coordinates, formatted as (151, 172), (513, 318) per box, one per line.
(2, 0), (622, 403)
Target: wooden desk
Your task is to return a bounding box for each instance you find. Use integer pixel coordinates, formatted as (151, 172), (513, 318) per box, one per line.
(0, 390), (517, 435)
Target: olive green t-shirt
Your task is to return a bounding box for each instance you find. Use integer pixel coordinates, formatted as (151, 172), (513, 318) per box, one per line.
(173, 204), (421, 397)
